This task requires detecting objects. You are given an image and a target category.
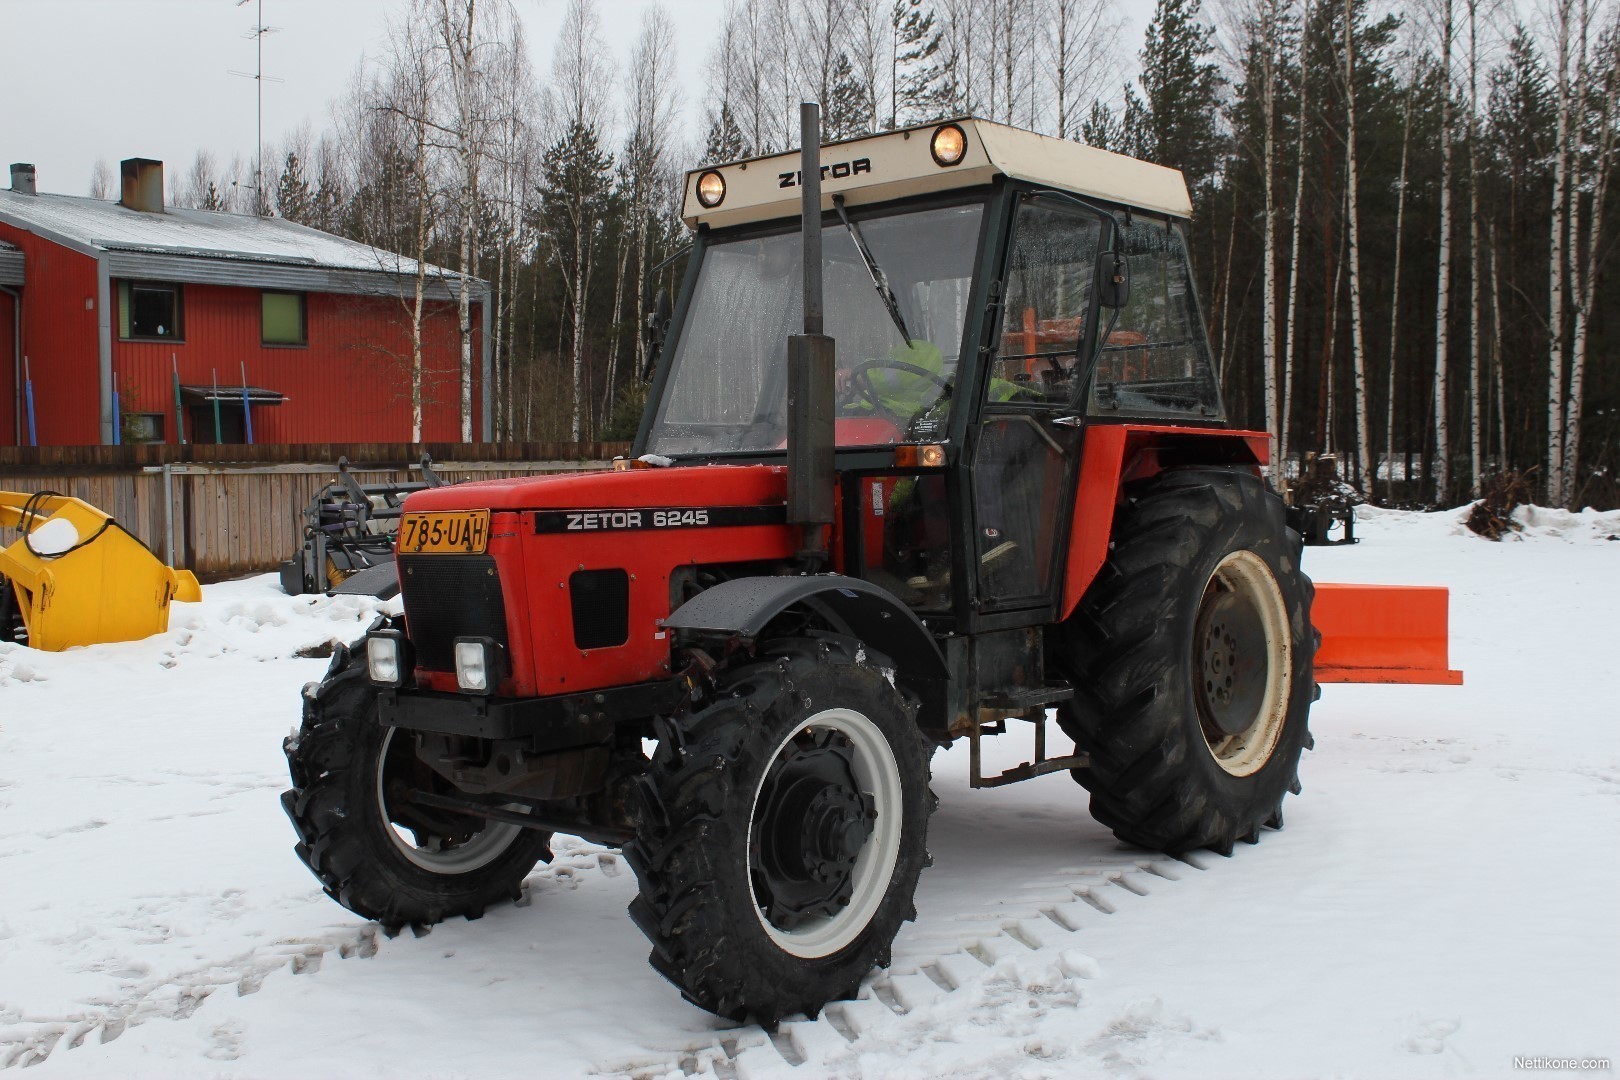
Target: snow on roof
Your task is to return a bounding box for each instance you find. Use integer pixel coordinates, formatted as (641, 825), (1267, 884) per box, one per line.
(0, 189), (481, 298)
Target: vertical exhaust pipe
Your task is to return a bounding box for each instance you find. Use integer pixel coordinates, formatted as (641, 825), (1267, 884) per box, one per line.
(786, 101), (836, 563)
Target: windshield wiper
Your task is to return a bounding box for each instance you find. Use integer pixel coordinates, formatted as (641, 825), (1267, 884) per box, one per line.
(832, 194), (912, 346)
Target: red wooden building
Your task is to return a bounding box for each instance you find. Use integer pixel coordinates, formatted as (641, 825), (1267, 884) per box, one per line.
(0, 159), (489, 446)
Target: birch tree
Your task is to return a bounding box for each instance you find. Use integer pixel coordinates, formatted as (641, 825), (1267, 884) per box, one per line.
(1562, 3), (1617, 505)
(1547, 0), (1573, 502)
(544, 0), (614, 441)
(1280, 0), (1314, 477)
(1342, 0), (1372, 488)
(1385, 59), (1419, 498)
(1431, 0), (1455, 502)
(1466, 0), (1483, 494)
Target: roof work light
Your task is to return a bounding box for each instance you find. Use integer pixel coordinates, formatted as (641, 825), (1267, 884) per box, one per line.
(696, 170), (726, 208)
(930, 123), (967, 167)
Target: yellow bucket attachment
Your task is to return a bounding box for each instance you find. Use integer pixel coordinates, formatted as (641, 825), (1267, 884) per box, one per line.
(0, 491), (202, 652)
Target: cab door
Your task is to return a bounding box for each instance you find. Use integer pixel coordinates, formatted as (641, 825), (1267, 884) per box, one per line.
(969, 193), (1112, 617)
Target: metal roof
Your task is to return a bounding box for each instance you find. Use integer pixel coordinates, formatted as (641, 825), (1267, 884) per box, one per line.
(179, 384), (287, 404)
(0, 239), (21, 287)
(683, 116), (1194, 229)
(0, 191), (486, 301)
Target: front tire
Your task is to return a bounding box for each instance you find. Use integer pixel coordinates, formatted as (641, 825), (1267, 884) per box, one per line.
(624, 637), (934, 1023)
(1055, 468), (1315, 854)
(281, 642), (553, 930)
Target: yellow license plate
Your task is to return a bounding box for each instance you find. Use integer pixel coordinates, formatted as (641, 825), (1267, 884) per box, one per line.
(399, 511), (490, 554)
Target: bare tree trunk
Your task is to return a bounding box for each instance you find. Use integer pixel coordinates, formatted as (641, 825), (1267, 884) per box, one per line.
(1343, 0), (1371, 490)
(1279, 0), (1313, 488)
(1488, 220), (1507, 469)
(1431, 0), (1454, 504)
(1466, 0), (1482, 495)
(1547, 0), (1573, 504)
(1562, 0), (1614, 507)
(1217, 191), (1239, 382)
(602, 237), (630, 431)
(571, 225), (586, 441)
(1260, 0), (1281, 473)
(1385, 63), (1416, 501)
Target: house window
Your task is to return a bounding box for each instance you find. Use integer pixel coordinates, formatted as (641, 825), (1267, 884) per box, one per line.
(262, 291), (306, 346)
(124, 412), (165, 443)
(117, 282), (184, 340)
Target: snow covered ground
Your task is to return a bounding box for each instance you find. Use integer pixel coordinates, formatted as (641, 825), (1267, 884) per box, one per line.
(1, 505), (1616, 1078)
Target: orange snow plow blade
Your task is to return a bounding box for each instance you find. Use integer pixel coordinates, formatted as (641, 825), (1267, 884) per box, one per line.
(1312, 583), (1464, 685)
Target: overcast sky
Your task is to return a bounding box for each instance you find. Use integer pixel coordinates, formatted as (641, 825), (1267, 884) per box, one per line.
(3, 0), (1154, 199)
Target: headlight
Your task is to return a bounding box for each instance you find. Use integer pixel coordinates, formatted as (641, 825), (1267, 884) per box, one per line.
(696, 169), (726, 208)
(453, 636), (504, 695)
(366, 630), (411, 688)
(930, 123), (967, 167)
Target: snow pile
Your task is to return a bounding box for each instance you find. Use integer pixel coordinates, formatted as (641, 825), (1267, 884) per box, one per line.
(0, 514), (1615, 1077)
(22, 519), (79, 557)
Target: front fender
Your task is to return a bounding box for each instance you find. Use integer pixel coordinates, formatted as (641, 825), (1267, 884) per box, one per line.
(663, 574), (948, 730)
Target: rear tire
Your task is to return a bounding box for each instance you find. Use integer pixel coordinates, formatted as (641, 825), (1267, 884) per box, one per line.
(1054, 468), (1315, 854)
(281, 642), (553, 930)
(624, 636), (934, 1024)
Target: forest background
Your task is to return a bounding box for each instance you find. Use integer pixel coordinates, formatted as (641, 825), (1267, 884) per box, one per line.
(108, 0), (1619, 509)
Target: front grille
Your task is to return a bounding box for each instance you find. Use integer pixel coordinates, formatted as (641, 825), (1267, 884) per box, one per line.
(399, 555), (509, 672)
(570, 569), (629, 649)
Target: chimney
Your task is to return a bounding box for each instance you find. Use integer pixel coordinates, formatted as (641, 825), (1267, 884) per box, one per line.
(119, 158), (164, 213)
(9, 163), (36, 195)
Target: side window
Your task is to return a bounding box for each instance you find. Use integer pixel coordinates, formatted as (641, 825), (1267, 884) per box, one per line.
(1088, 219), (1222, 419)
(990, 199), (1104, 406)
(117, 281), (184, 341)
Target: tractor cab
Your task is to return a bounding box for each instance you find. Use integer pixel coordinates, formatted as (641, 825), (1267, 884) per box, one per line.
(644, 119), (1225, 626)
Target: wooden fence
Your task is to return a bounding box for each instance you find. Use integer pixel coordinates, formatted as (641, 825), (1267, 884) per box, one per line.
(0, 443), (631, 579)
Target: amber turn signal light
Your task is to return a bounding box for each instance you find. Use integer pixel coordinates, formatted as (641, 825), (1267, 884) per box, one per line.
(895, 444), (947, 469)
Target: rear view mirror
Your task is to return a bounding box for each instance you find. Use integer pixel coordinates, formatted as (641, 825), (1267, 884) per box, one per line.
(641, 288), (673, 380)
(1096, 250), (1129, 309)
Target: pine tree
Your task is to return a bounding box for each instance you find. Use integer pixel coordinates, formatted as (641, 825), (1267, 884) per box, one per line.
(539, 121), (618, 441)
(1080, 97), (1125, 149)
(277, 151), (314, 223)
(703, 102), (750, 164)
(891, 0), (945, 126)
(1138, 0), (1224, 189)
(826, 51), (870, 139)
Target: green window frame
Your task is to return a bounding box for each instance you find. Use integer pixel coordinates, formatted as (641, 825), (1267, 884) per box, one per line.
(261, 291), (307, 346)
(117, 281), (184, 341)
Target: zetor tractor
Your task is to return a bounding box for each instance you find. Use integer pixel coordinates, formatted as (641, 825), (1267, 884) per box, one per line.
(282, 109), (1459, 1023)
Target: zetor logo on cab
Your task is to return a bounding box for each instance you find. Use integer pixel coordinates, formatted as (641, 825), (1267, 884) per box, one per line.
(779, 158), (873, 187)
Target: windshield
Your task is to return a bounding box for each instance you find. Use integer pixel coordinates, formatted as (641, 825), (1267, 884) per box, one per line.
(646, 202), (985, 456)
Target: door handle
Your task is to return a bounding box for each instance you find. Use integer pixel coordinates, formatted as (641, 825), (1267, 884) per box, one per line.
(1052, 415), (1083, 428)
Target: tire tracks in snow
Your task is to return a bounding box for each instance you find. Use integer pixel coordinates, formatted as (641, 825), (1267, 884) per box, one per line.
(0, 843), (614, 1070)
(0, 929), (377, 1070)
(589, 848), (1227, 1079)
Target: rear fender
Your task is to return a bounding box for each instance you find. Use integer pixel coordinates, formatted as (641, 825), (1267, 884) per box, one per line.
(662, 574), (949, 735)
(1062, 425), (1269, 620)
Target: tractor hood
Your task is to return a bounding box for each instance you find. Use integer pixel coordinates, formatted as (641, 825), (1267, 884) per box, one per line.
(401, 463), (789, 513)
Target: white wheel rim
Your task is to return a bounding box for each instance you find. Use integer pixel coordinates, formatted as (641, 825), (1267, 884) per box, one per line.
(375, 728), (522, 874)
(746, 707), (904, 959)
(1196, 551), (1293, 777)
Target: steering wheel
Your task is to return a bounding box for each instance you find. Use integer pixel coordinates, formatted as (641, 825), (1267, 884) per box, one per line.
(839, 358), (952, 418)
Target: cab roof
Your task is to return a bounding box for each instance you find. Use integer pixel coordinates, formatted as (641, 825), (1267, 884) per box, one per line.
(681, 116), (1193, 230)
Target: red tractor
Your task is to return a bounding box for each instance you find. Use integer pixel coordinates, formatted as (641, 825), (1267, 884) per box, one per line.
(282, 109), (1459, 1023)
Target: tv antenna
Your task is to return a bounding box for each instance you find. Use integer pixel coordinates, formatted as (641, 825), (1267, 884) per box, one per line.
(231, 0), (282, 215)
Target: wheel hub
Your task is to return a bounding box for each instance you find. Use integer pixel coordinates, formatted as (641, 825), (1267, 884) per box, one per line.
(751, 730), (876, 930)
(1194, 586), (1270, 737)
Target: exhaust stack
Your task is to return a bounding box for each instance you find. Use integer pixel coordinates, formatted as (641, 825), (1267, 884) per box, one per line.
(785, 102), (835, 561)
